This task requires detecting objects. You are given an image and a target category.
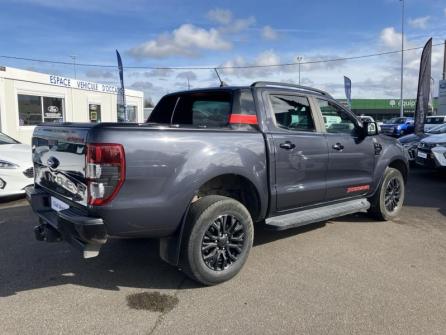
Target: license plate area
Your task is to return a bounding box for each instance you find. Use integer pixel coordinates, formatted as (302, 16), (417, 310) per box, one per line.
(417, 151), (428, 159)
(51, 196), (70, 212)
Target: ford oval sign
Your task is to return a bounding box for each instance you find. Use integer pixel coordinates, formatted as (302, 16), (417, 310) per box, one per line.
(47, 106), (59, 113)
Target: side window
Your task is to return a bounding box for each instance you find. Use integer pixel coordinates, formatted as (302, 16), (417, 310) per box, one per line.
(317, 99), (356, 135)
(270, 94), (315, 132)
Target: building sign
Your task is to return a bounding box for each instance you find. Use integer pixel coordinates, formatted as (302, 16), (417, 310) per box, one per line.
(49, 75), (122, 94)
(388, 99), (416, 109)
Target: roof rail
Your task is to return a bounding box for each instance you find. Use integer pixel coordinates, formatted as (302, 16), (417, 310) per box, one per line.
(251, 81), (333, 98)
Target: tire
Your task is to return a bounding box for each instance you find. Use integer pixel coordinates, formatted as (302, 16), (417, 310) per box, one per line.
(368, 167), (405, 221)
(181, 195), (254, 286)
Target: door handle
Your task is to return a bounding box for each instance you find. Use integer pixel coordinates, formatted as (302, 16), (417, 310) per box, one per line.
(279, 141), (296, 150)
(332, 143), (344, 151)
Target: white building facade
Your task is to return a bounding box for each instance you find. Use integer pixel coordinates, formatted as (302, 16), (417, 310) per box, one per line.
(0, 66), (144, 144)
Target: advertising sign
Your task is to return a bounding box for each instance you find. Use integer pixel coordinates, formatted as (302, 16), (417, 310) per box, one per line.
(414, 38), (432, 135)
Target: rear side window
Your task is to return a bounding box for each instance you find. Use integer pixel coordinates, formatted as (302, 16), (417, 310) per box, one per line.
(425, 117), (446, 124)
(270, 94), (315, 132)
(148, 92), (232, 128)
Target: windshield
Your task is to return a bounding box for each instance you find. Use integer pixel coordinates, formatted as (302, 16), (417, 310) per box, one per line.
(386, 117), (406, 124)
(0, 132), (20, 145)
(427, 123), (446, 134)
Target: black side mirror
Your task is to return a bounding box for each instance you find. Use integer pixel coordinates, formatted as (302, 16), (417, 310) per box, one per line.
(362, 121), (379, 136)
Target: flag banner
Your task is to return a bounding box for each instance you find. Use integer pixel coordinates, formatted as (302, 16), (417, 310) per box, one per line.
(116, 50), (127, 122)
(414, 38), (432, 135)
(344, 76), (352, 108)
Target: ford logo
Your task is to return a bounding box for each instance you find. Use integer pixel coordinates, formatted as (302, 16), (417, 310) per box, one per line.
(47, 106), (59, 113)
(47, 156), (60, 169)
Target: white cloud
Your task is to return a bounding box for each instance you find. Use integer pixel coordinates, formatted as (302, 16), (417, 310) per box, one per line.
(207, 8), (233, 25)
(129, 24), (231, 59)
(261, 26), (278, 40)
(408, 16), (430, 29)
(221, 16), (256, 33)
(176, 71), (197, 81)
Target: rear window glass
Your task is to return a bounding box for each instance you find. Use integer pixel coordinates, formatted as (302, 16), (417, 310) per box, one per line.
(425, 117), (446, 124)
(148, 92), (232, 128)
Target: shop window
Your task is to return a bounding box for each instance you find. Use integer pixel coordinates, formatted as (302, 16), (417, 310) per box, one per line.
(43, 97), (64, 123)
(127, 105), (137, 122)
(89, 104), (101, 123)
(18, 94), (64, 126)
(117, 105), (137, 123)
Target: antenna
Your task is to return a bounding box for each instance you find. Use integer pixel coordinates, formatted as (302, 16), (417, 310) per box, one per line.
(214, 68), (226, 87)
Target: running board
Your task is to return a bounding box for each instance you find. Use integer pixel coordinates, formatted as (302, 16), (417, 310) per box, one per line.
(265, 198), (370, 231)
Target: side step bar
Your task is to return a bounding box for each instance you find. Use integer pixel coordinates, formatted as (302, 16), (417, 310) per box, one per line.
(265, 198), (370, 231)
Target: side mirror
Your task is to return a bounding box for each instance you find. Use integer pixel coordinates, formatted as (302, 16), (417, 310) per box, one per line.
(363, 121), (379, 136)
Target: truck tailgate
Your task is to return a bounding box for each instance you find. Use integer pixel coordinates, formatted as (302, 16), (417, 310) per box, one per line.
(32, 125), (91, 207)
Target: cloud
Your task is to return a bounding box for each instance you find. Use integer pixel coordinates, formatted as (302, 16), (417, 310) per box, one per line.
(176, 71), (197, 80)
(129, 24), (232, 59)
(207, 8), (255, 33)
(85, 69), (115, 79)
(207, 8), (233, 25)
(261, 26), (278, 40)
(144, 68), (174, 78)
(220, 16), (256, 33)
(408, 16), (430, 29)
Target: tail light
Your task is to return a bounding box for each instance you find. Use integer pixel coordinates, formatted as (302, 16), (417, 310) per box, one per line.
(86, 143), (125, 206)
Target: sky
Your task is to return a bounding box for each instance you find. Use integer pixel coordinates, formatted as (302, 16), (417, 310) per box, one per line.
(1, 0), (445, 103)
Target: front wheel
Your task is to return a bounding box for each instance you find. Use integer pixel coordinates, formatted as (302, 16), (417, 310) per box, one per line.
(181, 195), (254, 286)
(368, 167), (405, 221)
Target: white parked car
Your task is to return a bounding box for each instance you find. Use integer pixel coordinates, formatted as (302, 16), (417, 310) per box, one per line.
(431, 146), (446, 168)
(0, 132), (34, 197)
(424, 116), (446, 132)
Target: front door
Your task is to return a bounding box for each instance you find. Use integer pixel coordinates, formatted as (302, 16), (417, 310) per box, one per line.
(268, 93), (328, 211)
(315, 98), (375, 201)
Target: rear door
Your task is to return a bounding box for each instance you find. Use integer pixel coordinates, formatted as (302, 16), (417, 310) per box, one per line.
(266, 93), (328, 211)
(314, 98), (375, 201)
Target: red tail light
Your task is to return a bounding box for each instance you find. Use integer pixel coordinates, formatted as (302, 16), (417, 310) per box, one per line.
(86, 143), (125, 206)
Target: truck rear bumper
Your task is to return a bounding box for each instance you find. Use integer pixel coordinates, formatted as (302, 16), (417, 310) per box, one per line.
(26, 186), (107, 258)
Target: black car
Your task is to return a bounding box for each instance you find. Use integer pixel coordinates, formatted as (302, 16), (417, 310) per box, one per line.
(399, 123), (446, 161)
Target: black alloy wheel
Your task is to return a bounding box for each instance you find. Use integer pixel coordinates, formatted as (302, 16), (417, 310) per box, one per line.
(201, 214), (245, 271)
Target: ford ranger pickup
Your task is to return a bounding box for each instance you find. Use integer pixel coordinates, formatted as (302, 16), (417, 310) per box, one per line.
(26, 82), (409, 285)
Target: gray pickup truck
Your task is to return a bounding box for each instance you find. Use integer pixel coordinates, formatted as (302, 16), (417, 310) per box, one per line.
(27, 82), (408, 285)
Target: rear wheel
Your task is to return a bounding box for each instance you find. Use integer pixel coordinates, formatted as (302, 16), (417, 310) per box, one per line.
(368, 167), (405, 221)
(181, 195), (254, 286)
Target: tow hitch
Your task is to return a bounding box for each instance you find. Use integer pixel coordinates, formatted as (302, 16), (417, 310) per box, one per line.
(34, 223), (62, 242)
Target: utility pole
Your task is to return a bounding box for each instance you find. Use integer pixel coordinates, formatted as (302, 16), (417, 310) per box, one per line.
(296, 56), (303, 85)
(70, 55), (77, 79)
(399, 0), (405, 117)
(443, 40), (446, 80)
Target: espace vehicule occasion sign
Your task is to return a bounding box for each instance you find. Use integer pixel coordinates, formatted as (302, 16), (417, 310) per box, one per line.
(49, 75), (124, 95)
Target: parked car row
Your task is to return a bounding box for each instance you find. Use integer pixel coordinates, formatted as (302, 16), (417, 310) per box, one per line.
(0, 132), (34, 198)
(398, 123), (446, 169)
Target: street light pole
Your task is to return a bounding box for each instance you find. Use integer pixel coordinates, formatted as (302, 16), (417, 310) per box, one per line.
(296, 56), (303, 85)
(70, 55), (77, 79)
(399, 0), (405, 117)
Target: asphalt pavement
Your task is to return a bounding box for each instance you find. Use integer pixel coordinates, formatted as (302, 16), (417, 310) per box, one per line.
(0, 167), (445, 335)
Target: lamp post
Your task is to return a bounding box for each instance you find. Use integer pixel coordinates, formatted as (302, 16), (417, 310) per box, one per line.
(70, 55), (77, 79)
(399, 0), (405, 117)
(296, 56), (303, 85)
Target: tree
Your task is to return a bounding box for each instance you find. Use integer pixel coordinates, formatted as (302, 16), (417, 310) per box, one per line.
(144, 98), (154, 108)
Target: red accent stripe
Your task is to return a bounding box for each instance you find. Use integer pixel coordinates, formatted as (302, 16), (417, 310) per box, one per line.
(347, 185), (370, 193)
(229, 114), (258, 125)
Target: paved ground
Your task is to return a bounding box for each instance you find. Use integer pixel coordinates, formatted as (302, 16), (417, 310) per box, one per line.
(1, 167), (445, 335)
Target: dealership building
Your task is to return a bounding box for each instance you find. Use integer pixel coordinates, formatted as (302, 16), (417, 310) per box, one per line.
(339, 98), (439, 121)
(0, 66), (144, 144)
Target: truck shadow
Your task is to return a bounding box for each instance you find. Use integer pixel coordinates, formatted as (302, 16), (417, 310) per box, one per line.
(1, 205), (327, 297)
